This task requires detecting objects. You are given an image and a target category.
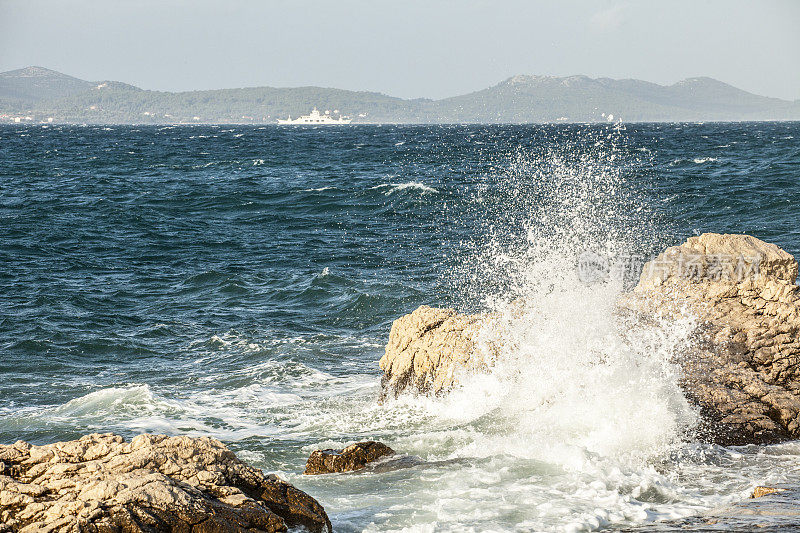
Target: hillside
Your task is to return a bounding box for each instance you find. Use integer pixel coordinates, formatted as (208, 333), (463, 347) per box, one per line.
(0, 66), (94, 106)
(1, 67), (798, 123)
(434, 75), (799, 122)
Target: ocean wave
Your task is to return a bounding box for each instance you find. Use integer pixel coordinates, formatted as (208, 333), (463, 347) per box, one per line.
(668, 157), (719, 166)
(365, 132), (710, 531)
(27, 373), (377, 441)
(52, 384), (162, 418)
(371, 182), (439, 195)
(300, 186), (337, 192)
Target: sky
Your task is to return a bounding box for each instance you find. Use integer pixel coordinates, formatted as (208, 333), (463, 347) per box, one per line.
(1, 0), (798, 100)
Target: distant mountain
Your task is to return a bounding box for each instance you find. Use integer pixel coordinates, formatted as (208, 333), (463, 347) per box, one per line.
(433, 75), (799, 122)
(0, 66), (94, 106)
(1, 67), (798, 124)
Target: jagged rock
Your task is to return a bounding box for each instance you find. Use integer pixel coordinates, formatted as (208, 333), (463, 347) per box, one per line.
(628, 233), (800, 444)
(304, 442), (395, 475)
(0, 433), (331, 533)
(379, 305), (497, 399)
(380, 233), (800, 445)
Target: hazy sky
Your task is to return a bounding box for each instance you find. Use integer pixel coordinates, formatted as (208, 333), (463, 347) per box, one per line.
(1, 0), (798, 100)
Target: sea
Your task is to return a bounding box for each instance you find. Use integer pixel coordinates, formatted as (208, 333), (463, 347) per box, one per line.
(2, 122), (800, 532)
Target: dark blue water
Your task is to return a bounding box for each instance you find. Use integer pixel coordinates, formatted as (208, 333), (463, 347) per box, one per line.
(2, 122), (799, 531)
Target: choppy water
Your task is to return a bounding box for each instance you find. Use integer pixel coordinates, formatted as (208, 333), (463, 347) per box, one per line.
(2, 122), (800, 532)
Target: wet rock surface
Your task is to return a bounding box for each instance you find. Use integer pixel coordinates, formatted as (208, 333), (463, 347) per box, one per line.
(379, 305), (496, 399)
(380, 233), (800, 445)
(0, 433), (331, 533)
(304, 441), (395, 475)
(751, 486), (789, 498)
(629, 233), (800, 445)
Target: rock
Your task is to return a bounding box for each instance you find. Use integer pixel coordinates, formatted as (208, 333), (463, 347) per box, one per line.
(379, 305), (497, 399)
(629, 233), (800, 444)
(380, 233), (800, 445)
(304, 442), (395, 475)
(752, 486), (788, 498)
(0, 433), (331, 533)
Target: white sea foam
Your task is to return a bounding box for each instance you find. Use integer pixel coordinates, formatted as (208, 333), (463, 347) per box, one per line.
(372, 182), (439, 195)
(669, 156), (719, 166)
(53, 385), (159, 418)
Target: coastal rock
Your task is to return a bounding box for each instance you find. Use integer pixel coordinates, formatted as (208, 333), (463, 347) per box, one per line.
(379, 305), (496, 399)
(629, 233), (800, 444)
(751, 486), (788, 498)
(304, 441), (395, 475)
(380, 233), (800, 445)
(0, 433), (331, 533)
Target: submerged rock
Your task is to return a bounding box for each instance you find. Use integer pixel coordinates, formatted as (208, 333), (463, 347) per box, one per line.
(621, 485), (800, 531)
(0, 433), (331, 533)
(752, 486), (789, 498)
(304, 441), (395, 475)
(380, 233), (800, 445)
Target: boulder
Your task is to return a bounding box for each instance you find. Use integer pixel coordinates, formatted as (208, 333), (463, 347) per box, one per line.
(379, 305), (496, 399)
(304, 442), (395, 475)
(380, 233), (800, 445)
(629, 233), (800, 444)
(0, 433), (331, 533)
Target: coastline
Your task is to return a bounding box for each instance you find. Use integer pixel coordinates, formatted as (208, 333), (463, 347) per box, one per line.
(5, 233), (800, 531)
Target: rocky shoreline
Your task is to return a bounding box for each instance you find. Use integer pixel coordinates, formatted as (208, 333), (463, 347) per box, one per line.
(381, 233), (800, 446)
(0, 433), (400, 531)
(0, 433), (331, 532)
(3, 233), (800, 531)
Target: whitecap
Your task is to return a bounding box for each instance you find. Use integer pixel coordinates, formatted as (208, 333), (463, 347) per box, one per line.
(372, 182), (439, 195)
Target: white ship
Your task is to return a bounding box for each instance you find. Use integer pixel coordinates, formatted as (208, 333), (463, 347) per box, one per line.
(277, 107), (351, 125)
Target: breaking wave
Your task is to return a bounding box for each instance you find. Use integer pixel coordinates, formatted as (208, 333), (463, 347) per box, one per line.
(383, 127), (708, 530)
(372, 181), (439, 195)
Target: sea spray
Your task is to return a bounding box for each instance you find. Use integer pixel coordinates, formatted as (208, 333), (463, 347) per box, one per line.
(456, 126), (662, 307)
(449, 125), (697, 456)
(401, 126), (705, 529)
